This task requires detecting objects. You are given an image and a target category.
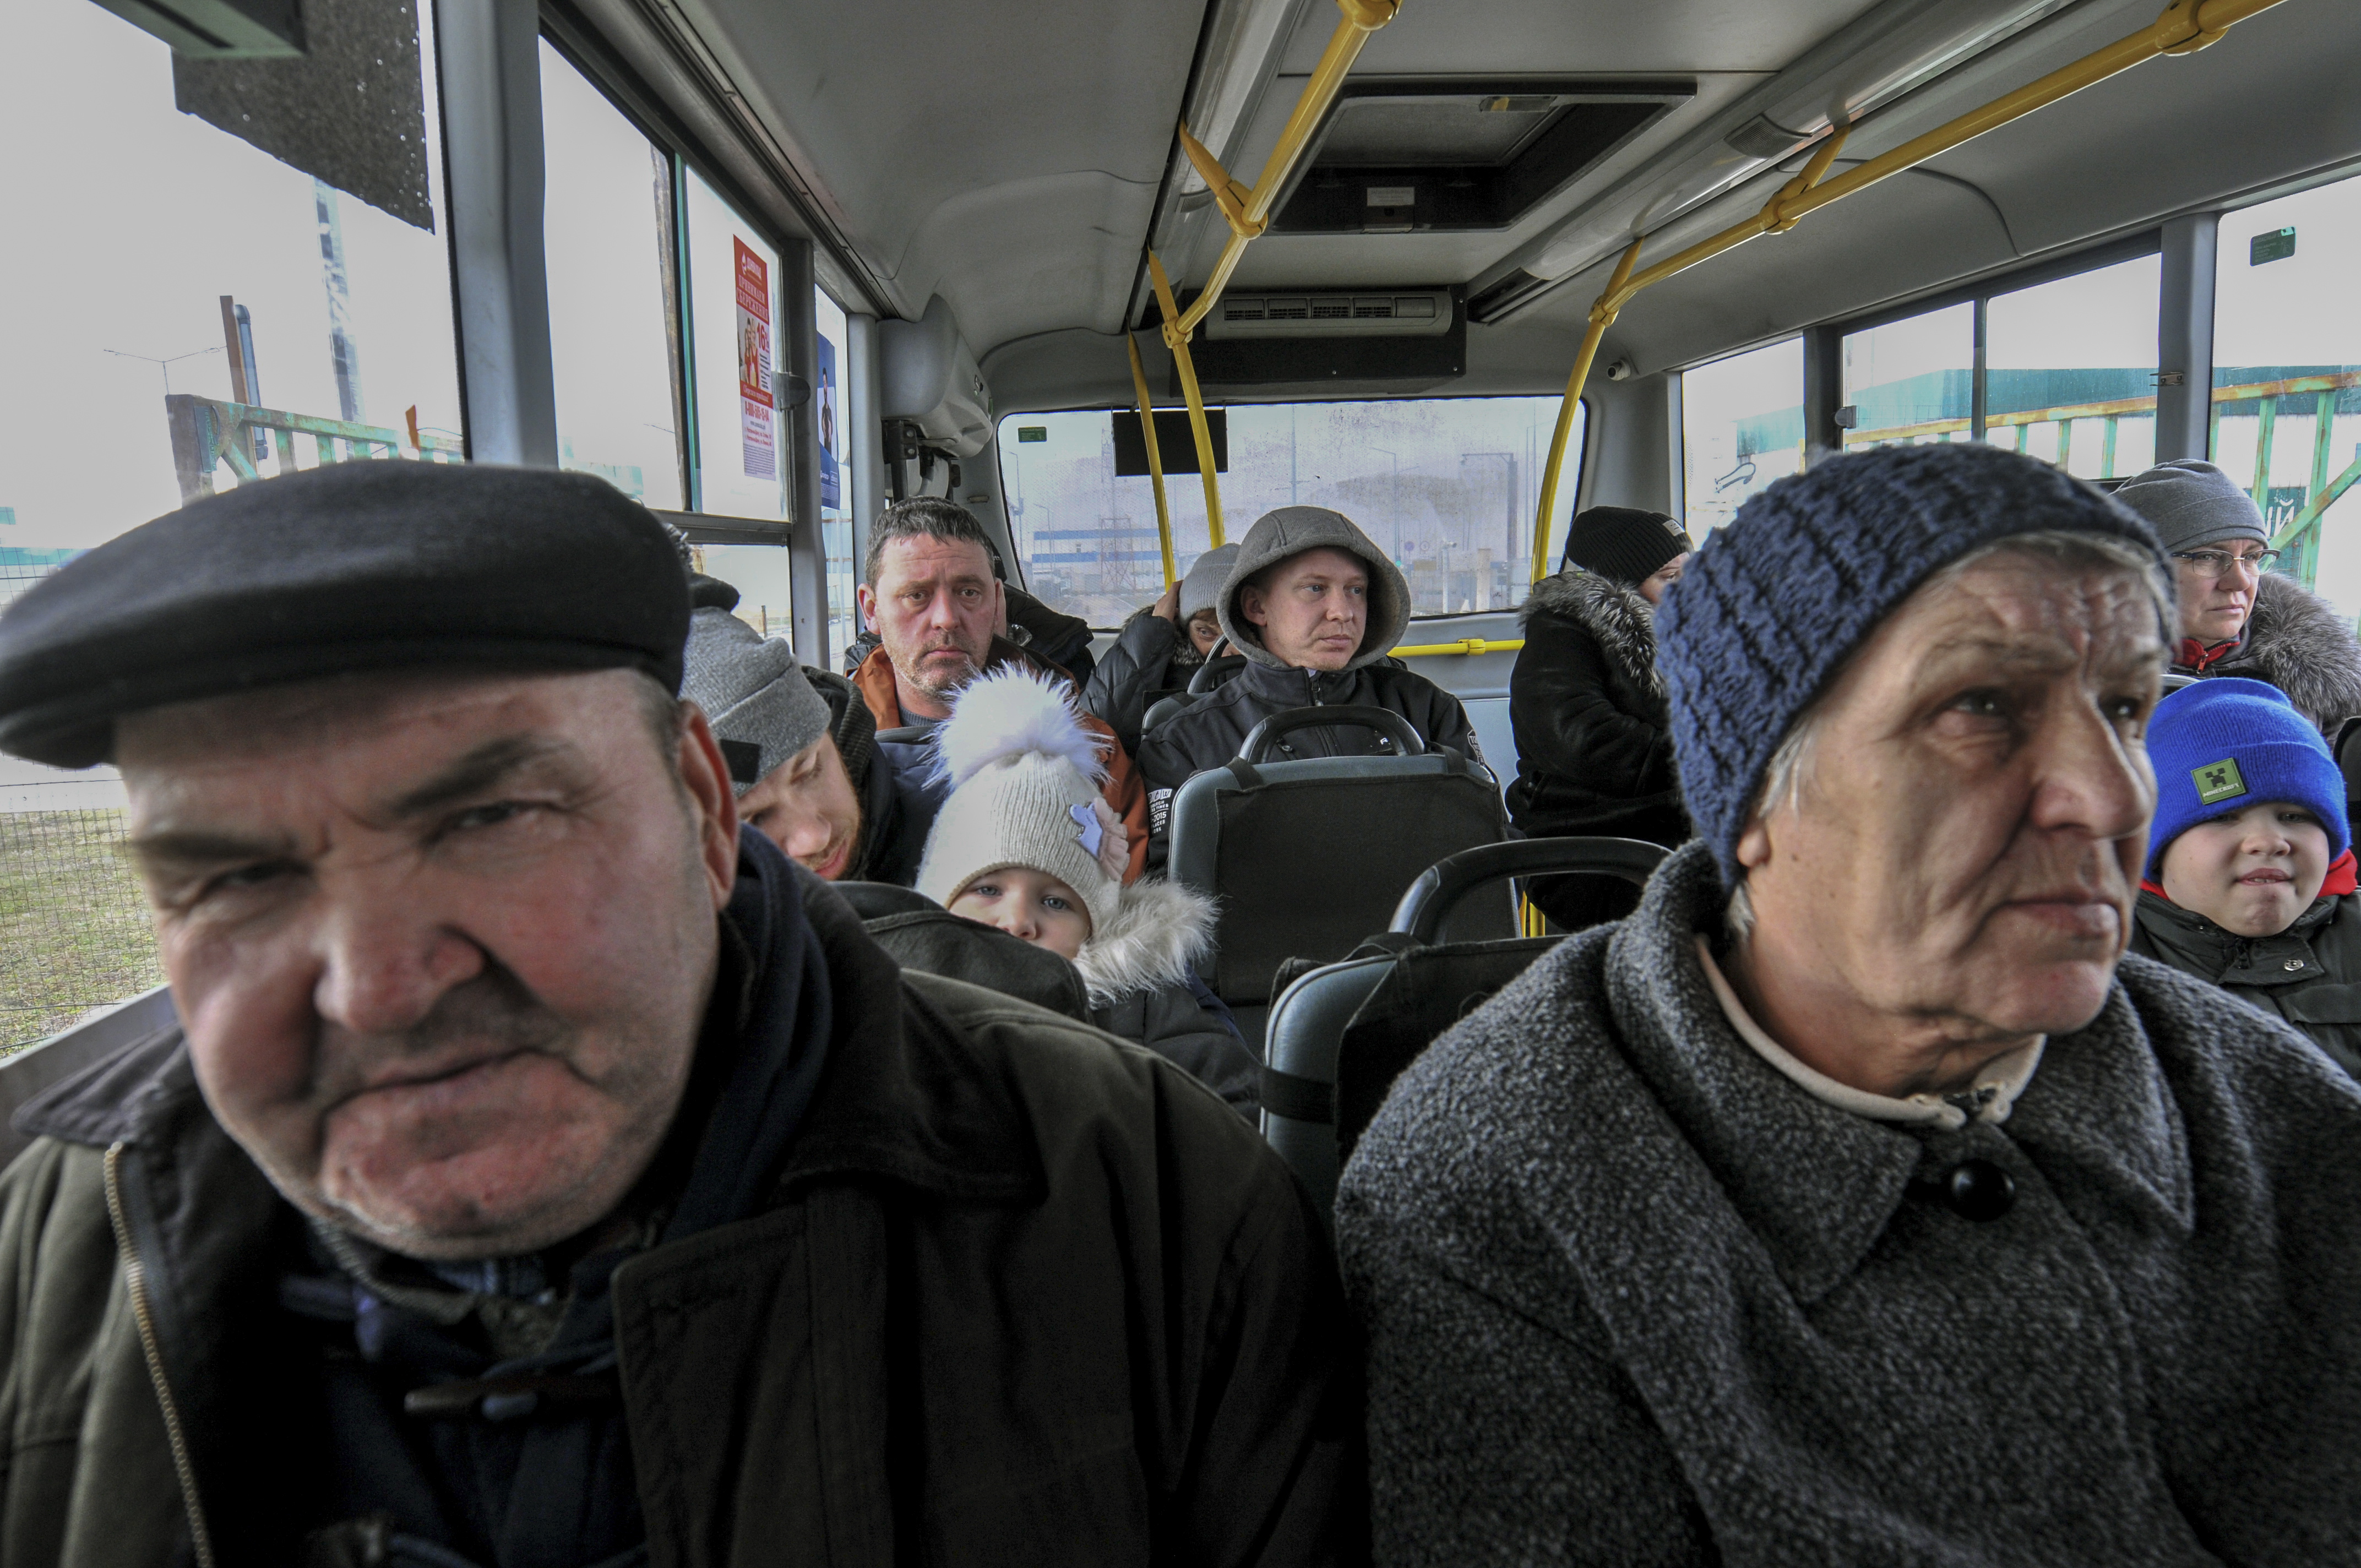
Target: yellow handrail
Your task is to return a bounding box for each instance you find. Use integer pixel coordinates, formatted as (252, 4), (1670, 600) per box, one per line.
(1172, 0), (1401, 339)
(1529, 0), (2293, 580)
(1125, 333), (1179, 587)
(1128, 0), (1401, 549)
(1149, 254), (1226, 549)
(1389, 638), (1526, 657)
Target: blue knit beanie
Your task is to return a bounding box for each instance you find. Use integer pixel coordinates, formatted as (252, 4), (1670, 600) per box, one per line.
(2144, 677), (2348, 872)
(1656, 442), (2167, 886)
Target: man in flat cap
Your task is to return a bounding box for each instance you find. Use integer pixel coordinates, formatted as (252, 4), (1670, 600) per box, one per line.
(0, 462), (1357, 1567)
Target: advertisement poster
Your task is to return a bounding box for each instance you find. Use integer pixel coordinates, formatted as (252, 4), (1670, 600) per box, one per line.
(733, 238), (776, 481)
(816, 331), (841, 510)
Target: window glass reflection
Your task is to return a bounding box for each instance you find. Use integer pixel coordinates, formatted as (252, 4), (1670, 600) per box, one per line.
(995, 396), (1582, 629)
(540, 40), (683, 510)
(1682, 338), (1802, 536)
(1984, 254), (2159, 480)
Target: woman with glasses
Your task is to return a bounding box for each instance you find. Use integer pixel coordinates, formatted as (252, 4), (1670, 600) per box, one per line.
(2116, 459), (2361, 732)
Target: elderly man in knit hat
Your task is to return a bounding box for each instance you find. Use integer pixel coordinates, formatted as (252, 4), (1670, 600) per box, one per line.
(1084, 541), (1241, 755)
(1339, 442), (2361, 1566)
(2115, 457), (2361, 728)
(682, 570), (906, 883)
(0, 462), (1357, 1566)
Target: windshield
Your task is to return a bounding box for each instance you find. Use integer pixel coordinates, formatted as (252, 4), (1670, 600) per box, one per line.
(996, 395), (1585, 629)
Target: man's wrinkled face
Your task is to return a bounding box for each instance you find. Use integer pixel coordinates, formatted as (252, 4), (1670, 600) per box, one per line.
(1738, 554), (2163, 1043)
(1239, 547), (1369, 672)
(857, 535), (999, 704)
(739, 733), (862, 881)
(117, 668), (739, 1261)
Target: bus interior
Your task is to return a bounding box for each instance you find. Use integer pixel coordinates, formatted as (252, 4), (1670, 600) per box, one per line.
(2, 0), (2358, 1082)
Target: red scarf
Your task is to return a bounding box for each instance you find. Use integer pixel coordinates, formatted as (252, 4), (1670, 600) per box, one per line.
(2142, 848), (2358, 902)
(2174, 636), (2240, 674)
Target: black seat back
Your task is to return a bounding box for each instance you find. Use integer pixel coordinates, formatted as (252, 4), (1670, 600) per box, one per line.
(1170, 725), (1510, 1050)
(1259, 837), (1667, 1222)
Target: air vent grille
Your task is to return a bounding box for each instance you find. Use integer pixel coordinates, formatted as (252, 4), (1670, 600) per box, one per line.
(1201, 290), (1453, 341)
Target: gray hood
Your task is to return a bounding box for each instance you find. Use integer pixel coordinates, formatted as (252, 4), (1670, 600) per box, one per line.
(1214, 506), (1410, 671)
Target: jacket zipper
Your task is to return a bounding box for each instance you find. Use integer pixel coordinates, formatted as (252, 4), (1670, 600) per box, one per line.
(104, 1140), (219, 1568)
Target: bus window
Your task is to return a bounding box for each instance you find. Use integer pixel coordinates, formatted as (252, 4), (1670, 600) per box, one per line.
(1681, 338), (1802, 537)
(2213, 175), (2361, 612)
(813, 286), (855, 666)
(541, 39), (686, 510)
(684, 169), (788, 524)
(997, 396), (1582, 628)
(1985, 254), (2160, 480)
(0, 0), (464, 574)
(1844, 303), (1973, 455)
(1, 0), (464, 1048)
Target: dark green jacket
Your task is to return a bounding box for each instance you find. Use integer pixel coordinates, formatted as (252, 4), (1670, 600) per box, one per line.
(2128, 889), (2361, 1079)
(0, 876), (1359, 1567)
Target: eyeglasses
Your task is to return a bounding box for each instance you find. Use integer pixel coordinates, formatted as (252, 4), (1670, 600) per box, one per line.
(2171, 547), (2280, 580)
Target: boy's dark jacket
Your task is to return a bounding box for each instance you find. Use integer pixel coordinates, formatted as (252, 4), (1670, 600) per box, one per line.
(2129, 887), (2361, 1079)
(0, 848), (1358, 1566)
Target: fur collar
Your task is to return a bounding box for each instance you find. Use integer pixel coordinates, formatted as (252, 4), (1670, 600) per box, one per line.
(1074, 878), (1217, 1007)
(1522, 569), (1663, 700)
(2223, 573), (2361, 730)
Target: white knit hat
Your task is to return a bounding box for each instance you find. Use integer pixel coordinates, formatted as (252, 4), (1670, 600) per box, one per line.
(915, 669), (1123, 935)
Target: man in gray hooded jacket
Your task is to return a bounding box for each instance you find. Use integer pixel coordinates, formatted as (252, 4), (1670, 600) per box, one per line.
(1136, 508), (1476, 829)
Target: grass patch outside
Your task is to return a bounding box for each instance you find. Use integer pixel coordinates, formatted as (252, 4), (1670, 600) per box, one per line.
(0, 810), (164, 1052)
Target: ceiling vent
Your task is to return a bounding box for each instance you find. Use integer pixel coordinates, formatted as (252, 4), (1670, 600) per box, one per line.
(1204, 289), (1454, 340)
(1268, 79), (1693, 235)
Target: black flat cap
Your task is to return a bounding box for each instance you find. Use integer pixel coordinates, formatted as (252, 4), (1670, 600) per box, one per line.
(0, 462), (690, 767)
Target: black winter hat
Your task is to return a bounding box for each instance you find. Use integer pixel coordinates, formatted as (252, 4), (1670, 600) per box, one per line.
(0, 461), (690, 767)
(1562, 505), (1692, 587)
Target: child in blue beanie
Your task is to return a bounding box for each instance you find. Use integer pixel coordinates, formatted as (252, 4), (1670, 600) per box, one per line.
(2128, 678), (2361, 1077)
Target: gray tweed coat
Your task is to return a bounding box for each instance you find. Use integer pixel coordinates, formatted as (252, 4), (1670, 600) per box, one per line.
(1338, 839), (2361, 1567)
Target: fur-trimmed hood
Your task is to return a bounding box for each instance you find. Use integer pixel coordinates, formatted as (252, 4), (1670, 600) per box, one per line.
(2218, 571), (2361, 732)
(1074, 877), (1217, 1008)
(1522, 568), (1663, 701)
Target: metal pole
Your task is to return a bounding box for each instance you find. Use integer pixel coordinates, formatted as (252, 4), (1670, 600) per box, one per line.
(2157, 211), (2218, 462)
(433, 0), (558, 467)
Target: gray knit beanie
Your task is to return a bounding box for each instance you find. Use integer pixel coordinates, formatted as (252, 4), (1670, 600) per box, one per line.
(1179, 543), (1239, 621)
(2113, 459), (2270, 554)
(1656, 442), (2167, 886)
(681, 606), (832, 796)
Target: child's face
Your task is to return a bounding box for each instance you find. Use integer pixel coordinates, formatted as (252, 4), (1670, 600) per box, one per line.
(950, 867), (1092, 961)
(2158, 801), (2332, 938)
(1187, 610), (1222, 656)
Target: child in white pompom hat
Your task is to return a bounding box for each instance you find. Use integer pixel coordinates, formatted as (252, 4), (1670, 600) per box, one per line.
(917, 668), (1258, 1118)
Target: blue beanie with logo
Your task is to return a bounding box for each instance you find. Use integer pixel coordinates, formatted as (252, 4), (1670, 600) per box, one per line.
(2144, 677), (2348, 871)
(1656, 442), (2168, 886)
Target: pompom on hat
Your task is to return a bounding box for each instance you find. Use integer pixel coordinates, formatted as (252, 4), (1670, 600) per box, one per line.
(2144, 677), (2349, 872)
(915, 669), (1125, 935)
(1655, 442), (2169, 886)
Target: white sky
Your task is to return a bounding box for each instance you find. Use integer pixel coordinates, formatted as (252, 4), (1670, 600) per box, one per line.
(0, 0), (463, 551)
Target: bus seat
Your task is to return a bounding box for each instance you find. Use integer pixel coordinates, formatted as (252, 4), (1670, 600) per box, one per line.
(1461, 694), (1519, 803)
(1168, 705), (1510, 1054)
(1260, 837), (1667, 1224)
